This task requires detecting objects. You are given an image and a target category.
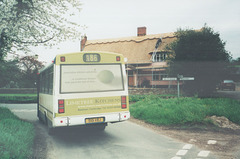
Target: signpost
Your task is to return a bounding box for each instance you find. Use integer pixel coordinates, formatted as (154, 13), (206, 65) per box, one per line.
(163, 78), (177, 81)
(163, 75), (194, 97)
(180, 77), (195, 81)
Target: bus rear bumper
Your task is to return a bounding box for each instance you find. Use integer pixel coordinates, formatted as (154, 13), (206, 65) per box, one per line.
(53, 112), (130, 127)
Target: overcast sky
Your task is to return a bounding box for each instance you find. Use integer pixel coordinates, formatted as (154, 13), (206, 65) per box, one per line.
(34, 0), (240, 62)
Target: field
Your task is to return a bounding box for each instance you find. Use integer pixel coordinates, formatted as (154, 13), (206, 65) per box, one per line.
(130, 95), (240, 126)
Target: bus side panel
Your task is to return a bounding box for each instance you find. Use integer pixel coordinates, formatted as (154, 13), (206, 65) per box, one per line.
(39, 93), (54, 122)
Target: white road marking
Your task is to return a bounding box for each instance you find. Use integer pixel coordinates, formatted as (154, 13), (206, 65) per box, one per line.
(172, 142), (212, 158)
(176, 150), (188, 156)
(11, 109), (37, 113)
(183, 144), (193, 150)
(208, 140), (217, 144)
(198, 151), (210, 157)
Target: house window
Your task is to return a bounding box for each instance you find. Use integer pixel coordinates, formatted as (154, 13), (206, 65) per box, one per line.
(153, 73), (160, 81)
(153, 72), (168, 81)
(160, 74), (168, 80)
(152, 52), (167, 62)
(160, 71), (168, 80)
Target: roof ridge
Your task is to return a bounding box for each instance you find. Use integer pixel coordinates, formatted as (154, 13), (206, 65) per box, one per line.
(85, 33), (176, 45)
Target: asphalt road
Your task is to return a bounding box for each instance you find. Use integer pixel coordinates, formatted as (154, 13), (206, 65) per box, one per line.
(0, 103), (217, 159)
(214, 90), (240, 101)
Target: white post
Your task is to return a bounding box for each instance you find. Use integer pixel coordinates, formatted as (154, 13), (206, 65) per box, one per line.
(177, 80), (180, 98)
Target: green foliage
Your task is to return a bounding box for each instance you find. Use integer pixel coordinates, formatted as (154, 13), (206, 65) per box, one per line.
(129, 95), (146, 102)
(129, 94), (177, 102)
(202, 98), (240, 124)
(130, 97), (240, 126)
(167, 25), (232, 97)
(18, 56), (44, 88)
(0, 107), (35, 158)
(0, 60), (21, 88)
(0, 94), (37, 103)
(0, 107), (18, 119)
(0, 56), (44, 88)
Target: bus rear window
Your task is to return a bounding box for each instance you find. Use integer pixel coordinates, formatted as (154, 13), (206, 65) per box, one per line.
(60, 64), (124, 93)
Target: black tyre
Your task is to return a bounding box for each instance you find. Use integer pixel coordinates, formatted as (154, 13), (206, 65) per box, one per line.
(45, 114), (55, 135)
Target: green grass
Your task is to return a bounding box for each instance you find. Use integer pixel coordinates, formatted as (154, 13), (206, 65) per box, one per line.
(0, 107), (35, 158)
(130, 95), (240, 126)
(129, 94), (177, 102)
(0, 94), (37, 103)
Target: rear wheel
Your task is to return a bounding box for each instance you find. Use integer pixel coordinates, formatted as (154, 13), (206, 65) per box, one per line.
(45, 114), (55, 135)
(38, 110), (45, 124)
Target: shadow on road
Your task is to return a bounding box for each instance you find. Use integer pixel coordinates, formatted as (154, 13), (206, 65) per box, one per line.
(48, 125), (117, 146)
(34, 121), (118, 158)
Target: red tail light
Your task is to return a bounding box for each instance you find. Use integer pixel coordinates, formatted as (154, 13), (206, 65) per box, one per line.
(121, 96), (127, 109)
(116, 56), (121, 61)
(60, 56), (65, 62)
(58, 99), (65, 113)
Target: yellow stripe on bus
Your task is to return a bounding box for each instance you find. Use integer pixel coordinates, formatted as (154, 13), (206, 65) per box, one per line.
(55, 96), (129, 117)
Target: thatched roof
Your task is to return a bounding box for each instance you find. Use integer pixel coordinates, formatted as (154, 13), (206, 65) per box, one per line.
(83, 32), (176, 63)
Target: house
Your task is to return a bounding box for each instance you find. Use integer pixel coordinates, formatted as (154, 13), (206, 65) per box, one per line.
(81, 27), (177, 88)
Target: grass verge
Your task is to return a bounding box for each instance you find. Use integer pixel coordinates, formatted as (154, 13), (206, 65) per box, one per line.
(0, 94), (37, 103)
(130, 95), (240, 126)
(0, 107), (35, 158)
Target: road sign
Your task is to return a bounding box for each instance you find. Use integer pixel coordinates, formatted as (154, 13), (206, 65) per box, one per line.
(163, 77), (194, 81)
(162, 75), (194, 97)
(162, 78), (177, 81)
(180, 77), (194, 81)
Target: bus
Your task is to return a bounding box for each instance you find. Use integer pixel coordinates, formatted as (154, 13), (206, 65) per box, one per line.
(37, 51), (130, 133)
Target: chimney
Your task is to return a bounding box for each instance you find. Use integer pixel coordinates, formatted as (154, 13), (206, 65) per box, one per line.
(137, 27), (146, 36)
(80, 35), (87, 51)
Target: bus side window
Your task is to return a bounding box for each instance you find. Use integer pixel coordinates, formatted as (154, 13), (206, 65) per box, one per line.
(40, 66), (54, 95)
(41, 73), (45, 93)
(49, 66), (53, 95)
(39, 74), (43, 93)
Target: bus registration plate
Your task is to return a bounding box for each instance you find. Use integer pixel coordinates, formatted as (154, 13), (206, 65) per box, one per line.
(85, 117), (104, 124)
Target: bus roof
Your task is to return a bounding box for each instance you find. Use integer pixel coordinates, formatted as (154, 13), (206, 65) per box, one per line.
(39, 51), (126, 73)
(54, 51), (125, 65)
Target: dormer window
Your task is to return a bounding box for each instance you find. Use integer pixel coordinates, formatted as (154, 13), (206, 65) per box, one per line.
(152, 52), (167, 62)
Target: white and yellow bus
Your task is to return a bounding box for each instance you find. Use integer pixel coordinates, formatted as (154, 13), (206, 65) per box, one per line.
(37, 52), (130, 133)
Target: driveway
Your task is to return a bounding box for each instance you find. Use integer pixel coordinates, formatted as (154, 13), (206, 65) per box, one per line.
(215, 90), (240, 101)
